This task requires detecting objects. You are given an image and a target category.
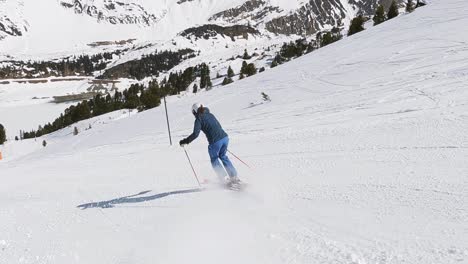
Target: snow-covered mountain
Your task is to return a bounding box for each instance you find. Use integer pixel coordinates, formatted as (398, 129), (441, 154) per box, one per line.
(0, 0), (403, 57)
(0, 0), (27, 40)
(0, 0), (410, 137)
(0, 0), (467, 263)
(59, 0), (160, 26)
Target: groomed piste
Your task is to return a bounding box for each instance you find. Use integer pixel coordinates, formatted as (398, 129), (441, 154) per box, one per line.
(0, 0), (467, 263)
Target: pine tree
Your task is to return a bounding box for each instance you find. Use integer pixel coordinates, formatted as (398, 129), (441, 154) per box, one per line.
(0, 124), (6, 145)
(320, 31), (342, 47)
(388, 0), (399, 19)
(271, 60), (278, 68)
(416, 0), (426, 8)
(246, 63), (257, 76)
(227, 66), (234, 78)
(222, 77), (234, 86)
(240, 61), (257, 77)
(243, 49), (251, 60)
(199, 63), (211, 89)
(373, 5), (386, 25)
(406, 0), (415, 12)
(241, 61), (248, 74)
(239, 73), (245, 80)
(139, 85), (161, 110)
(348, 15), (365, 36)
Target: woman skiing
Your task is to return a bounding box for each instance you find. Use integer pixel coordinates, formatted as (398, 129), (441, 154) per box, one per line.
(179, 103), (240, 185)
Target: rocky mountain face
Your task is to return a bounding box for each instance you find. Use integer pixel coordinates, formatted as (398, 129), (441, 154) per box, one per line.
(210, 0), (405, 36)
(0, 0), (27, 40)
(0, 16), (24, 39)
(59, 0), (160, 26)
(209, 0), (282, 24)
(265, 0), (404, 36)
(0, 0), (411, 72)
(0, 0), (407, 42)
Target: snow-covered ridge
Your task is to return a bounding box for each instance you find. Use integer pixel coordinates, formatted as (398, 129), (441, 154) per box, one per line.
(209, 0), (283, 24)
(59, 0), (161, 26)
(0, 0), (404, 57)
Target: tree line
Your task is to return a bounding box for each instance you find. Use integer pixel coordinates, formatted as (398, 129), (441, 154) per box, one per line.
(271, 28), (342, 68)
(21, 63), (211, 139)
(161, 63), (211, 95)
(98, 49), (196, 80)
(269, 0), (424, 69)
(348, 0), (423, 36)
(0, 51), (121, 79)
(218, 50), (262, 86)
(1, 48), (196, 81)
(22, 81), (161, 139)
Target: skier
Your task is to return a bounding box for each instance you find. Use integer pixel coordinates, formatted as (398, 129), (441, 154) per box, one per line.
(179, 103), (240, 186)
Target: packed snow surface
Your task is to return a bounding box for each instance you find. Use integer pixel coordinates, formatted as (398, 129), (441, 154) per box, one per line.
(1, 0), (468, 263)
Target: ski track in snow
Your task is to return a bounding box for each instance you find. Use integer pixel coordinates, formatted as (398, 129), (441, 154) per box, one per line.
(1, 0), (468, 263)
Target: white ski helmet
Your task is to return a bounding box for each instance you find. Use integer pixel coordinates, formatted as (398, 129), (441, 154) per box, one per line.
(192, 103), (202, 115)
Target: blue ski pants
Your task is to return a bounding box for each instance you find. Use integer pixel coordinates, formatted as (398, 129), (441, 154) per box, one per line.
(208, 136), (237, 178)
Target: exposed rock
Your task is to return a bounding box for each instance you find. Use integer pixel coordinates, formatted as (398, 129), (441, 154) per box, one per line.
(350, 0), (404, 14)
(0, 17), (24, 39)
(60, 0), (159, 26)
(265, 0), (405, 36)
(209, 0), (281, 24)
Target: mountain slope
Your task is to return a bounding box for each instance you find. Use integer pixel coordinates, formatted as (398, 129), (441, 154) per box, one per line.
(0, 0), (467, 263)
(0, 0), (402, 57)
(0, 0), (27, 40)
(0, 0), (408, 138)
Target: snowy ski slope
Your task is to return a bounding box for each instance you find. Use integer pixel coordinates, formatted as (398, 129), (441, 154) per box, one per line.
(1, 0), (468, 263)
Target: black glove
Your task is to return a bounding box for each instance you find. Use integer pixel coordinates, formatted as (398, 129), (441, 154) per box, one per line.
(179, 138), (189, 146)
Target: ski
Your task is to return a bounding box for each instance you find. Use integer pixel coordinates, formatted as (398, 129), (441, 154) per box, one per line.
(225, 181), (247, 191)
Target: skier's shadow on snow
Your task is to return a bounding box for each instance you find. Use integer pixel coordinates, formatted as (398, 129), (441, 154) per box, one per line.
(77, 188), (202, 210)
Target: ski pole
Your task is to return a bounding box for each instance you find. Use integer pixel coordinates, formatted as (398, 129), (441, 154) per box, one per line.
(227, 150), (252, 169)
(183, 146), (201, 187)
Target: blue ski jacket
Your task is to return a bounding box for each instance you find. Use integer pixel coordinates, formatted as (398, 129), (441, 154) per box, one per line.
(185, 108), (228, 145)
